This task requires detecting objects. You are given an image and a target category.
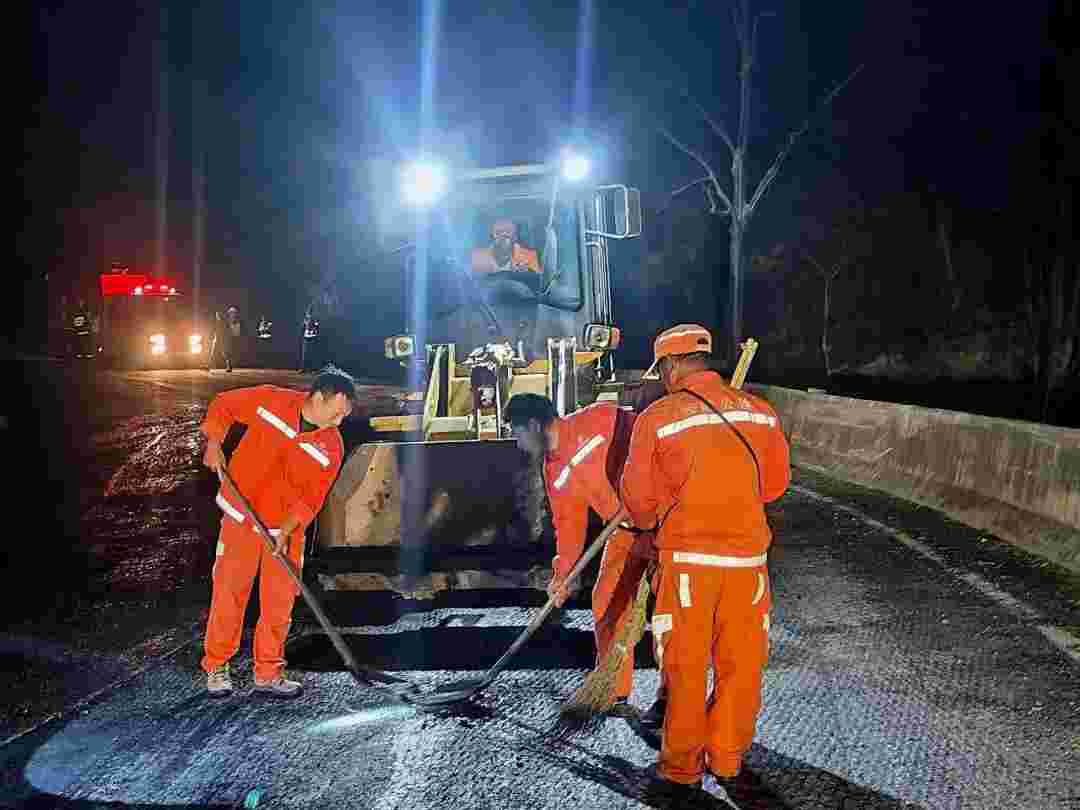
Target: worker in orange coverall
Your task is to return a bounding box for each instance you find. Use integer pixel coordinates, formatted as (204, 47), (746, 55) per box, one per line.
(505, 393), (658, 711)
(199, 367), (355, 698)
(620, 324), (790, 798)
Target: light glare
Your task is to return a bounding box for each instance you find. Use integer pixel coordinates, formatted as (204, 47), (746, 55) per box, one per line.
(401, 161), (447, 206)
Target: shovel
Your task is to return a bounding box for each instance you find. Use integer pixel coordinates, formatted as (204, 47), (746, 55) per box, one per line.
(405, 506), (629, 708)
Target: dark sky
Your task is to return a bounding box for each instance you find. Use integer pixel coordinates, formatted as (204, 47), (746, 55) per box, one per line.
(18, 0), (1052, 337)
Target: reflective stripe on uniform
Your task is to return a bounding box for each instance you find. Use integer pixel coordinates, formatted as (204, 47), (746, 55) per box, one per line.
(672, 551), (768, 568)
(216, 493), (246, 523)
(217, 493), (282, 536)
(657, 410), (776, 439)
(553, 434), (606, 490)
(751, 572), (766, 605)
(679, 573), (692, 607)
(299, 441), (331, 468)
(653, 613), (673, 666)
(257, 406), (297, 439)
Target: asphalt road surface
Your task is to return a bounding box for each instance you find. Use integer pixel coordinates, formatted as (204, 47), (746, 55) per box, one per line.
(2, 358), (1078, 809)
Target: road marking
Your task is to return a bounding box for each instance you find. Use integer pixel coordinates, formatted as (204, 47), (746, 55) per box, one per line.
(792, 484), (1080, 667)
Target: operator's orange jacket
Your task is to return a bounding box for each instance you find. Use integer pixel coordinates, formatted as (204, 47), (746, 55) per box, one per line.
(544, 401), (637, 579)
(200, 385), (344, 538)
(470, 243), (542, 274)
(620, 371), (790, 555)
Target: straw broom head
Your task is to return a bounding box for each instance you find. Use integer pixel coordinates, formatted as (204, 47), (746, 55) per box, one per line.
(551, 573), (651, 739)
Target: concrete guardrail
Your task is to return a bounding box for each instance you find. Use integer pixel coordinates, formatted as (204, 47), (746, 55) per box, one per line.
(748, 385), (1080, 573)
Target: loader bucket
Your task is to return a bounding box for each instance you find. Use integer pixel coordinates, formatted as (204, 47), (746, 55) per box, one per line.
(315, 440), (553, 596)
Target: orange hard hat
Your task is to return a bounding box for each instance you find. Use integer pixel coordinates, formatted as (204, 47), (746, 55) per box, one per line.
(642, 323), (712, 379)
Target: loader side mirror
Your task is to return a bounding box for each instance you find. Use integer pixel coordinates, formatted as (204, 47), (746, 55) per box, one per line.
(585, 186), (642, 240)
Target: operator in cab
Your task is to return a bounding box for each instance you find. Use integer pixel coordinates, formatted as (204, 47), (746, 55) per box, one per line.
(470, 218), (541, 275)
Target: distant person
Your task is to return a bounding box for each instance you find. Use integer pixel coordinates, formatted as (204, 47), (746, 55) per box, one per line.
(470, 218), (541, 274)
(199, 368), (355, 697)
(207, 311), (234, 373)
(300, 307), (320, 372)
(257, 316), (273, 340)
(70, 298), (94, 359)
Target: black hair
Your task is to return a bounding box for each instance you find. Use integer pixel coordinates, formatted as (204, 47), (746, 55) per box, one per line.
(309, 364), (358, 401)
(505, 393), (557, 429)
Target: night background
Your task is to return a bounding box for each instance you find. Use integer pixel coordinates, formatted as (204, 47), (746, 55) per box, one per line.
(3, 3), (1079, 808)
(16, 0), (1077, 422)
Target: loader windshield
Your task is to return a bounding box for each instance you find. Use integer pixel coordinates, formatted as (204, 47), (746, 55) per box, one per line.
(418, 195), (583, 313)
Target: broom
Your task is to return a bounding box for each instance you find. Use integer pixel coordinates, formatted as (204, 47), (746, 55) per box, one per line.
(552, 338), (759, 738)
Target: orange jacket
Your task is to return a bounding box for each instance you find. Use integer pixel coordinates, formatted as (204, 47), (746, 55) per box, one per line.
(619, 371), (790, 557)
(201, 385), (344, 538)
(544, 402), (636, 579)
(470, 243), (542, 274)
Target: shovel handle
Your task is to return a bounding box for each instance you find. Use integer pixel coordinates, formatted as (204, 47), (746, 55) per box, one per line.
(478, 506), (629, 686)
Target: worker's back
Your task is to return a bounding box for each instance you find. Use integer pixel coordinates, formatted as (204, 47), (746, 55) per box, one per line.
(622, 370), (790, 557)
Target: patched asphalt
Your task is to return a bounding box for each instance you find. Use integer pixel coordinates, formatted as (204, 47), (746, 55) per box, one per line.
(3, 364), (1078, 809)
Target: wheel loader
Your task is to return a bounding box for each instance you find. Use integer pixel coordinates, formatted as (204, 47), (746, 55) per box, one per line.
(309, 158), (646, 599)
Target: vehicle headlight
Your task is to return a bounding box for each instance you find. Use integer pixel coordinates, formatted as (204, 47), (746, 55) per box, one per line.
(583, 324), (622, 351)
(384, 334), (415, 360)
(189, 334), (203, 354)
(149, 334), (166, 355)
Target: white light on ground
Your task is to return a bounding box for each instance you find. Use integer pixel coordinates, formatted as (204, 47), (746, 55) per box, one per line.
(307, 704), (416, 735)
(401, 161), (447, 206)
(561, 152), (590, 182)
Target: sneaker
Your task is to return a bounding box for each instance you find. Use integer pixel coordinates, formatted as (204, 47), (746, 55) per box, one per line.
(640, 696), (667, 728)
(253, 674), (303, 698)
(206, 664), (234, 697)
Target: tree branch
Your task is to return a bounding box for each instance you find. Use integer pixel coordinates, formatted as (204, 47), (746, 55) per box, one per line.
(658, 126), (734, 214)
(684, 91), (736, 156)
(746, 63), (865, 218)
(670, 176), (713, 197)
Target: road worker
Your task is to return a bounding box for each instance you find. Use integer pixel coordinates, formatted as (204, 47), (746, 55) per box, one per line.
(620, 324), (790, 797)
(471, 218), (542, 274)
(199, 367), (355, 697)
(505, 393), (657, 711)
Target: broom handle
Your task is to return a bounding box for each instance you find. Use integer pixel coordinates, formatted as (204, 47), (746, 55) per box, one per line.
(481, 506), (629, 685)
(216, 466), (373, 682)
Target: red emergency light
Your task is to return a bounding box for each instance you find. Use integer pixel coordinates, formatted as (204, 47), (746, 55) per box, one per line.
(99, 273), (180, 298)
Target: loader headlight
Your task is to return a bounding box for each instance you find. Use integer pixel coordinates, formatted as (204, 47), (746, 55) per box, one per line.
(384, 334), (415, 360)
(401, 161), (447, 207)
(583, 324), (621, 351)
(189, 334), (203, 354)
(149, 333), (166, 355)
(560, 150), (591, 183)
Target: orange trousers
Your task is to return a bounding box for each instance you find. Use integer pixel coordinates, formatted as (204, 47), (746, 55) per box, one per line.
(591, 529), (652, 700)
(201, 517), (304, 681)
(651, 550), (771, 784)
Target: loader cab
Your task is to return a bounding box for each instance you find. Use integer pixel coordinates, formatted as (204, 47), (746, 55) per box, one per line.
(383, 163), (641, 436)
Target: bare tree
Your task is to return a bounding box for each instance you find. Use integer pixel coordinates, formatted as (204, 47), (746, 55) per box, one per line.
(799, 194), (869, 379)
(1022, 185), (1080, 421)
(660, 0), (862, 364)
(935, 199), (962, 313)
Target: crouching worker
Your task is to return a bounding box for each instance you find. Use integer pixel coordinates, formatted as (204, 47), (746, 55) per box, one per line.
(505, 394), (657, 712)
(199, 367), (355, 697)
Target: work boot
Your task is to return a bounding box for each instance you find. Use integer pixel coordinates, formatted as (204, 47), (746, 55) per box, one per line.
(640, 695), (667, 729)
(206, 664), (234, 697)
(253, 673), (303, 698)
(703, 769), (764, 804)
(642, 763), (701, 801)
